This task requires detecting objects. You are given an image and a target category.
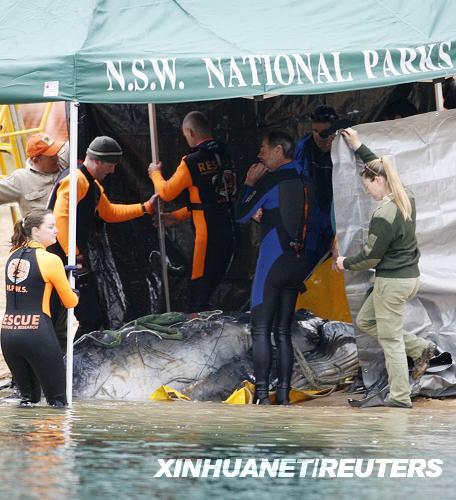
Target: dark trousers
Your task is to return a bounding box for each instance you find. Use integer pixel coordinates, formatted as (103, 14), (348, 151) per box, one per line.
(250, 252), (308, 389)
(74, 271), (103, 338)
(50, 271), (103, 348)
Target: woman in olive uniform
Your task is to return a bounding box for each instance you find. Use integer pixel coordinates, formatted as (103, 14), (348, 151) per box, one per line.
(1, 209), (79, 407)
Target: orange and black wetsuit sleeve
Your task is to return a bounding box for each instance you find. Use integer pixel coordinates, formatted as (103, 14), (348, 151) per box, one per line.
(53, 170), (89, 256)
(36, 248), (79, 316)
(96, 182), (153, 223)
(149, 159), (192, 201)
(53, 171), (153, 255)
(150, 159), (208, 280)
(170, 207), (191, 221)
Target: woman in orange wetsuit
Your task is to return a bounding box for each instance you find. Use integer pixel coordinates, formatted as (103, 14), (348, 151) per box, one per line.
(1, 209), (79, 407)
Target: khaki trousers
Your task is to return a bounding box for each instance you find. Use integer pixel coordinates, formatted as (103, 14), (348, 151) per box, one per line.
(356, 276), (428, 404)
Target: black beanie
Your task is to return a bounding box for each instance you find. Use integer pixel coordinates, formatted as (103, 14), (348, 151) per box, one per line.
(87, 136), (123, 164)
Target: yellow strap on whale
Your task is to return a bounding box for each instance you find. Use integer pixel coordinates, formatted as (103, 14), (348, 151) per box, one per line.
(149, 385), (191, 401)
(223, 380), (256, 404)
(223, 381), (333, 404)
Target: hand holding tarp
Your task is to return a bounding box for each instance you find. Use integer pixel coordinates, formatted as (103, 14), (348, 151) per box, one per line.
(335, 256), (346, 272)
(340, 128), (362, 151)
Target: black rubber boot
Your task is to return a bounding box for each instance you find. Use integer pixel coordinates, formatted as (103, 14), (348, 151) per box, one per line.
(254, 383), (271, 405)
(276, 385), (291, 406)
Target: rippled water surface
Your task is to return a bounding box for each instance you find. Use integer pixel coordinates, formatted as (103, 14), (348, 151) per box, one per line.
(0, 398), (454, 499)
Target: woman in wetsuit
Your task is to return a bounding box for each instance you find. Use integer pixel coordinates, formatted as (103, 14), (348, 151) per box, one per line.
(1, 209), (79, 407)
(236, 131), (310, 405)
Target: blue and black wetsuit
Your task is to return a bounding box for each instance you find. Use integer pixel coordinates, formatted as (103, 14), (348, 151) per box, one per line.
(236, 160), (310, 393)
(1, 242), (78, 406)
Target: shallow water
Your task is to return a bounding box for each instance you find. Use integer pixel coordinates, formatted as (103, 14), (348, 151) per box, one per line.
(0, 399), (454, 499)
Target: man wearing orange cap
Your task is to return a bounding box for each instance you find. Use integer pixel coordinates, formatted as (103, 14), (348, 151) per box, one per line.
(0, 132), (65, 216)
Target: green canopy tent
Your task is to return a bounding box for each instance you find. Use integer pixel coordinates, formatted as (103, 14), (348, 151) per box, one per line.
(0, 0), (456, 103)
(2, 0), (456, 103)
(2, 0), (456, 405)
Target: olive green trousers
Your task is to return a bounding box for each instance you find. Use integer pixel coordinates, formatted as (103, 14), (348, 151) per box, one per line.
(356, 276), (428, 404)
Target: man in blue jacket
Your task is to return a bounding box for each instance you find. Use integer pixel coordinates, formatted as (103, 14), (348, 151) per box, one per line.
(294, 105), (338, 271)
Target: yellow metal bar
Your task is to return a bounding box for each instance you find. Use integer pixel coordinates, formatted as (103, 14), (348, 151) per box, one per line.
(14, 105), (27, 151)
(0, 126), (42, 139)
(11, 206), (19, 224)
(38, 103), (53, 131)
(10, 136), (24, 168)
(0, 105), (7, 124)
(0, 103), (55, 225)
(0, 158), (8, 176)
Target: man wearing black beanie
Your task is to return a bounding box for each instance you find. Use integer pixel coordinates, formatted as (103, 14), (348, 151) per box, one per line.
(48, 136), (157, 339)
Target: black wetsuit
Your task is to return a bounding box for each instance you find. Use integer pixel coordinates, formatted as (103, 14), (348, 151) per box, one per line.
(1, 243), (78, 406)
(236, 160), (310, 394)
(151, 139), (237, 311)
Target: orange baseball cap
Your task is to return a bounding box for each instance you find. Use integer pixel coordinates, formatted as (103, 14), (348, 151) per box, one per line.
(26, 133), (65, 158)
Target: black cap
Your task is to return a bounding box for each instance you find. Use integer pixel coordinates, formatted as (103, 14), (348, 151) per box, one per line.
(310, 105), (338, 123)
(87, 136), (123, 164)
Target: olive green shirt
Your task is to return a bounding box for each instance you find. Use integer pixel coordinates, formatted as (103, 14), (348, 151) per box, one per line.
(343, 145), (420, 278)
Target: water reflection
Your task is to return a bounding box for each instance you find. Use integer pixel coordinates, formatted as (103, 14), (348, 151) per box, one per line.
(0, 400), (454, 499)
(0, 408), (77, 499)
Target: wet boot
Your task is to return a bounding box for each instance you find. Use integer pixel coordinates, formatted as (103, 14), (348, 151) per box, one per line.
(254, 383), (271, 405)
(251, 326), (272, 405)
(48, 395), (68, 408)
(275, 328), (293, 406)
(276, 385), (291, 406)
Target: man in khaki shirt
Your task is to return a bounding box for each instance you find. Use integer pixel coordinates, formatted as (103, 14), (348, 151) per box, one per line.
(0, 132), (65, 216)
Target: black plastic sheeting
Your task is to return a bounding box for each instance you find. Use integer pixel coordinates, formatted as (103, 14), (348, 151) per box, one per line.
(69, 82), (436, 329)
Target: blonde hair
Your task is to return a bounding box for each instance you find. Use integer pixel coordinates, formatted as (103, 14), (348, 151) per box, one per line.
(362, 157), (412, 220)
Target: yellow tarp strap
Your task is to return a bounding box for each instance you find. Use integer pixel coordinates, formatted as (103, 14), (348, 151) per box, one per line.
(223, 381), (334, 405)
(287, 387), (334, 403)
(149, 385), (191, 401)
(223, 380), (256, 404)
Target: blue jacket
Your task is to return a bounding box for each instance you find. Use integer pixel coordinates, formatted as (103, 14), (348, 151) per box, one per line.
(294, 133), (334, 252)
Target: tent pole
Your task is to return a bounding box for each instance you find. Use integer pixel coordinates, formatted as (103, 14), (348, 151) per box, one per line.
(66, 101), (79, 407)
(433, 78), (445, 111)
(147, 103), (171, 312)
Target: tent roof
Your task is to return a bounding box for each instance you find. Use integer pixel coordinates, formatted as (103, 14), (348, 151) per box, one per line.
(1, 0), (456, 103)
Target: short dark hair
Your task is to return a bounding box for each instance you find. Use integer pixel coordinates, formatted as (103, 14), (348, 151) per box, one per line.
(310, 105), (338, 123)
(263, 130), (295, 159)
(183, 111), (212, 136)
(383, 99), (418, 120)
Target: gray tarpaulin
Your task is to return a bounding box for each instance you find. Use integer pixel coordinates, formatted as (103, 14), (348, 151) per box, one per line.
(332, 109), (456, 396)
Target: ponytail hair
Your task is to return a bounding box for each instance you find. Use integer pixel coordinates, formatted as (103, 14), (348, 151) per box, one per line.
(361, 157), (412, 221)
(11, 209), (52, 249)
